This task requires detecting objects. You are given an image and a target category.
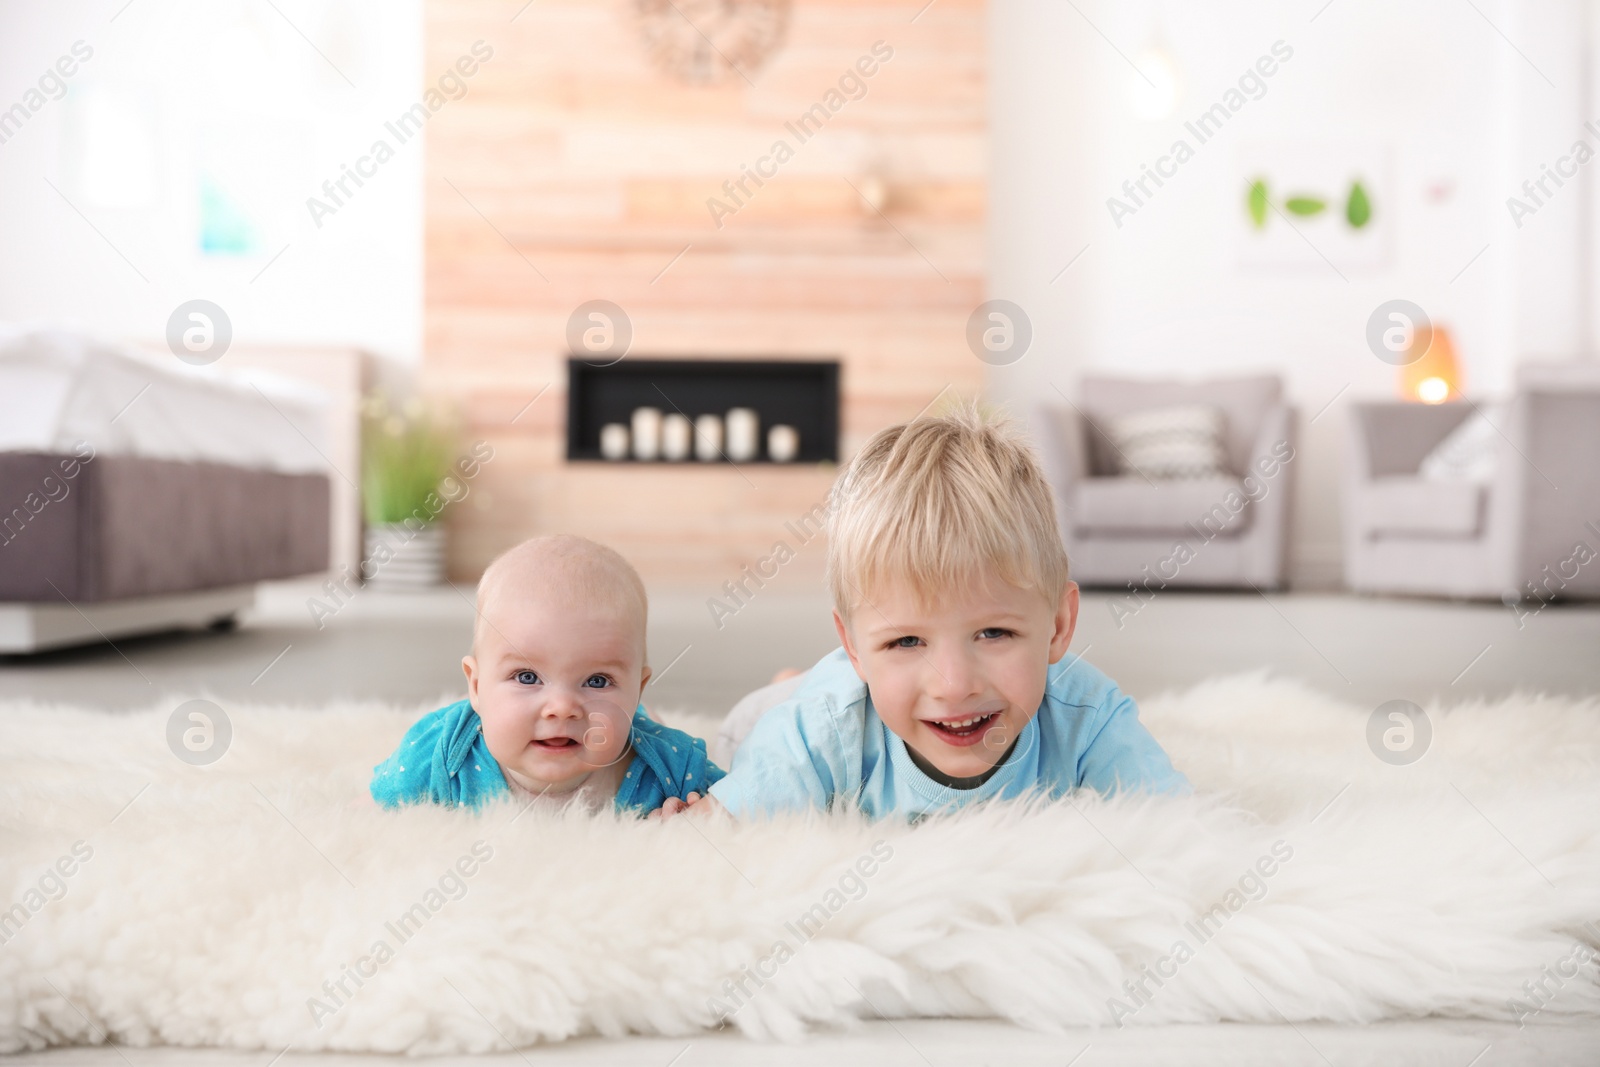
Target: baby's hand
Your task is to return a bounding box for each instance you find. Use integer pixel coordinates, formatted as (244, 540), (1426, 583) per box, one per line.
(651, 792), (701, 821)
(651, 791), (725, 821)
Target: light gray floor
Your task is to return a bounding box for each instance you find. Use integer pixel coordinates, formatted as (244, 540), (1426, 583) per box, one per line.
(3, 581), (1598, 1065)
(2, 579), (1596, 716)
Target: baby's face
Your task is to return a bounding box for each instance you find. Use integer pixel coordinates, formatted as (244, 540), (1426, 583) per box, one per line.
(464, 594), (648, 797)
(835, 572), (1078, 780)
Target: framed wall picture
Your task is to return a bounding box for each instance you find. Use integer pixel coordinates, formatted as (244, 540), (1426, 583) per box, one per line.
(1234, 140), (1393, 273)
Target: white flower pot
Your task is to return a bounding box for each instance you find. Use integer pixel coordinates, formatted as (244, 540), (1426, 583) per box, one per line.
(364, 522), (447, 589)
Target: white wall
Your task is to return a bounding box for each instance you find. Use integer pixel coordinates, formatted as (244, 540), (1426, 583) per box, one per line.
(0, 0), (422, 364)
(989, 0), (1597, 586)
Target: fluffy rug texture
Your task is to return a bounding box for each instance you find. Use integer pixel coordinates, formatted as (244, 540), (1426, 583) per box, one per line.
(2, 676), (1599, 1053)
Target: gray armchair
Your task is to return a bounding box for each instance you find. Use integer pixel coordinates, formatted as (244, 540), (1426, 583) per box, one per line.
(1343, 364), (1600, 601)
(1034, 374), (1296, 590)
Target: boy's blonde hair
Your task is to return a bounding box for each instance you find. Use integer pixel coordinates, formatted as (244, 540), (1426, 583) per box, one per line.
(825, 402), (1070, 618)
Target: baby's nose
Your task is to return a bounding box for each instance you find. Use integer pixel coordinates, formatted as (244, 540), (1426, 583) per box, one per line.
(538, 690), (585, 717)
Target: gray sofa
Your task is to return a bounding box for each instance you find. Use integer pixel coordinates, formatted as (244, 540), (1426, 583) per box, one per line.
(1034, 374), (1295, 589)
(1342, 364), (1600, 601)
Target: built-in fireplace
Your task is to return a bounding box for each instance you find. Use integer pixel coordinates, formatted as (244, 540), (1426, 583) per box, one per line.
(565, 357), (840, 465)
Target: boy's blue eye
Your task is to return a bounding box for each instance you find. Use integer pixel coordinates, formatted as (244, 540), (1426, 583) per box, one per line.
(582, 674), (612, 689)
(514, 670), (540, 685)
(890, 635), (922, 649)
(979, 628), (1012, 640)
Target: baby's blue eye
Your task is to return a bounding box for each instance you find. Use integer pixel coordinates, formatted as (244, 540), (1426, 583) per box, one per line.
(583, 674), (612, 689)
(979, 628), (1011, 640)
(514, 670), (540, 685)
(891, 635), (922, 649)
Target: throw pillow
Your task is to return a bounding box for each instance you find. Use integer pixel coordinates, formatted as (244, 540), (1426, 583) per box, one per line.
(1418, 406), (1501, 483)
(1105, 405), (1230, 480)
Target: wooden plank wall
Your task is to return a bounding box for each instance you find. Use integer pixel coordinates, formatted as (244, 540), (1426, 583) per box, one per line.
(423, 0), (985, 584)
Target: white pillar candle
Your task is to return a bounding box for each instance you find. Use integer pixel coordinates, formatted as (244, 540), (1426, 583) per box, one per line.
(725, 407), (759, 462)
(661, 413), (692, 461)
(630, 406), (662, 461)
(694, 414), (723, 461)
(599, 422), (630, 461)
(767, 424), (799, 462)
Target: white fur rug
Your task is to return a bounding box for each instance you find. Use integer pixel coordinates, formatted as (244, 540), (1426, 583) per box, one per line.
(2, 676), (1598, 1054)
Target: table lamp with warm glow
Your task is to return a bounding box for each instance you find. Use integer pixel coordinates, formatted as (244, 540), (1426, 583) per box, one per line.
(1399, 325), (1463, 404)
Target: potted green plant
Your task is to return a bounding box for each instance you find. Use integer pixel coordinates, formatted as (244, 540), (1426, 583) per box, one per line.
(360, 394), (455, 589)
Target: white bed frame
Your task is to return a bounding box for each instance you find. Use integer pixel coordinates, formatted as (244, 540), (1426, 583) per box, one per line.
(0, 586), (254, 654)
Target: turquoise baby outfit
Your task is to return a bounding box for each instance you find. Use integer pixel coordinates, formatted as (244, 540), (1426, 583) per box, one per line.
(708, 647), (1189, 820)
(371, 699), (723, 815)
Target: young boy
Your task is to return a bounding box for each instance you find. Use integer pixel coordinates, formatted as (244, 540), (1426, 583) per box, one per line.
(683, 405), (1188, 820)
(371, 535), (722, 815)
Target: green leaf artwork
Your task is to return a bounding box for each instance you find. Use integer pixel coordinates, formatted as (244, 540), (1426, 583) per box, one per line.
(1247, 179), (1269, 229)
(1346, 180), (1372, 228)
(1244, 175), (1375, 231)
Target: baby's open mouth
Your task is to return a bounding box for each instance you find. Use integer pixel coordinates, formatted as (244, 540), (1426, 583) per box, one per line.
(924, 711), (1001, 741)
(532, 737), (580, 750)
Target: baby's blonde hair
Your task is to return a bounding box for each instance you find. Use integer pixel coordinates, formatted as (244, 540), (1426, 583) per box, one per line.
(826, 402), (1070, 618)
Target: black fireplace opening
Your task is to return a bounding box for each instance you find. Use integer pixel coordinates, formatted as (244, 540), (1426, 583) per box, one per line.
(566, 357), (840, 464)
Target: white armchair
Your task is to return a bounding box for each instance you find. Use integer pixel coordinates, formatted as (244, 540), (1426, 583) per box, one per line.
(1342, 363), (1600, 601)
(1034, 375), (1296, 590)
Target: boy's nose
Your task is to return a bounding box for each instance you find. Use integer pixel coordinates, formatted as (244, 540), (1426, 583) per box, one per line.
(926, 650), (980, 700)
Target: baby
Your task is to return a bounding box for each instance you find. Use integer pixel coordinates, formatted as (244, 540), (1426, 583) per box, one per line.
(675, 404), (1188, 820)
(371, 534), (722, 814)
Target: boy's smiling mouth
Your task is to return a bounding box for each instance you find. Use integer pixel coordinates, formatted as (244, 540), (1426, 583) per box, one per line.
(531, 736), (581, 750)
(923, 709), (1003, 746)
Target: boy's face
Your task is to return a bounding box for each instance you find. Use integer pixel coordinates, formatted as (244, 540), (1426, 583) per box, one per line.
(463, 592), (649, 797)
(834, 573), (1078, 780)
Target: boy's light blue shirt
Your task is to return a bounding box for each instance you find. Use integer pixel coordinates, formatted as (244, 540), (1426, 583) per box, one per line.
(708, 647), (1189, 820)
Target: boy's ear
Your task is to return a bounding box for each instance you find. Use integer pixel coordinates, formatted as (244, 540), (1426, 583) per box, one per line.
(833, 610), (866, 678)
(1047, 581), (1080, 664)
(639, 664), (653, 692)
(462, 655), (480, 706)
